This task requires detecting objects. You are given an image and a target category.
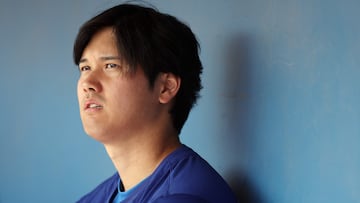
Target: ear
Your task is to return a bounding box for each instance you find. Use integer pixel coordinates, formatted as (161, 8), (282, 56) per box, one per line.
(158, 73), (181, 104)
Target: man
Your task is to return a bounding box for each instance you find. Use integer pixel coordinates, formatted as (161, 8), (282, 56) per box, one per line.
(74, 3), (237, 203)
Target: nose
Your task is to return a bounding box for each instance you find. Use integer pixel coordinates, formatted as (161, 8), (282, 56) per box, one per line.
(80, 71), (102, 94)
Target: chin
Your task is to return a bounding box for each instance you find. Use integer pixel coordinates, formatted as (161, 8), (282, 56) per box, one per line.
(83, 127), (107, 142)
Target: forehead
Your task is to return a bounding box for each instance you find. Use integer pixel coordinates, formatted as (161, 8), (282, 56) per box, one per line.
(81, 27), (119, 59)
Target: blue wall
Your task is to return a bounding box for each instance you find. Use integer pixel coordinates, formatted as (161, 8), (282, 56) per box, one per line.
(1, 0), (359, 202)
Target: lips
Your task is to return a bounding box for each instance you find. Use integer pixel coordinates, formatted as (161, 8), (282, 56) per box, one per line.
(84, 100), (103, 110)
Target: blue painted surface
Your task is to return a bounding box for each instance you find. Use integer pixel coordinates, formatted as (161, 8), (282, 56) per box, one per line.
(0, 0), (359, 202)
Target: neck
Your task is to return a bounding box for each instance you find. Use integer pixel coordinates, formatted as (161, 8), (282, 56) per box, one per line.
(104, 125), (181, 191)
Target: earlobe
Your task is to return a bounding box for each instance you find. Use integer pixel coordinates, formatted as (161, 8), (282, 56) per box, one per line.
(159, 73), (181, 104)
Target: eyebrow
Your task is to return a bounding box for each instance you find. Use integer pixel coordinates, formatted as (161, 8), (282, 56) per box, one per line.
(79, 56), (121, 64)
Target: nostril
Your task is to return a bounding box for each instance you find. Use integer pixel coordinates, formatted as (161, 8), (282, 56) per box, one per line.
(82, 87), (96, 93)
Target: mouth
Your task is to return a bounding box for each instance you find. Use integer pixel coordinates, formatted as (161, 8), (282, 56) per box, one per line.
(84, 101), (103, 110)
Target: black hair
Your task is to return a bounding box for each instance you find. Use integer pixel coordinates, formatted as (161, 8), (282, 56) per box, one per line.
(73, 3), (202, 134)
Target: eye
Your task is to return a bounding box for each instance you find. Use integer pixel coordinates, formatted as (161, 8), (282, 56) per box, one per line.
(79, 66), (90, 72)
(105, 63), (120, 69)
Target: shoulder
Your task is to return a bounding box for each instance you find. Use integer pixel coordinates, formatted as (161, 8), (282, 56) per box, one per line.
(154, 145), (238, 203)
(76, 173), (118, 203)
(165, 145), (228, 188)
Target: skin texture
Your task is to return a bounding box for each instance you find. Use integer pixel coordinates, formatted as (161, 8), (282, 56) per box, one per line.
(77, 27), (182, 190)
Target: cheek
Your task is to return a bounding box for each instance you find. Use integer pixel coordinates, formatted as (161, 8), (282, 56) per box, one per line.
(77, 80), (83, 103)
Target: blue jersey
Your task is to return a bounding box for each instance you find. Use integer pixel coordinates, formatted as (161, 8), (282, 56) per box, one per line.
(77, 145), (238, 203)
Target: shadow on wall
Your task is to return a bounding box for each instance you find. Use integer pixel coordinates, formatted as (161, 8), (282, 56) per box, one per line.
(221, 34), (263, 203)
(228, 172), (263, 203)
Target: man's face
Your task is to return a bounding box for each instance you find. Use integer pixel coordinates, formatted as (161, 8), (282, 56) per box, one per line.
(77, 27), (162, 143)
